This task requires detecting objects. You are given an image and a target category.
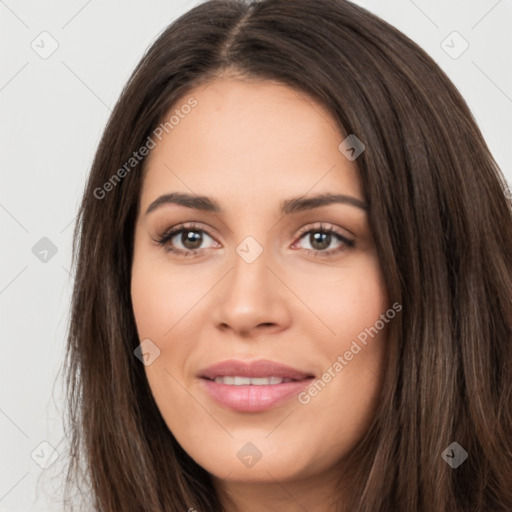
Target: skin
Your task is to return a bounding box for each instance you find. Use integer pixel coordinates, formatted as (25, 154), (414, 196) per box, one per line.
(131, 75), (390, 512)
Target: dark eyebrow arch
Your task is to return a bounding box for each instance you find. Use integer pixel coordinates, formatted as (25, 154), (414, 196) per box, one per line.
(145, 192), (368, 216)
(281, 193), (368, 214)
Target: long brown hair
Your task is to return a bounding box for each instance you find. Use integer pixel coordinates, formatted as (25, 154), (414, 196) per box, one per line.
(62, 0), (512, 510)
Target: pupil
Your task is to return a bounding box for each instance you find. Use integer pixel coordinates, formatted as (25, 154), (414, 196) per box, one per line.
(311, 231), (330, 250)
(182, 230), (202, 249)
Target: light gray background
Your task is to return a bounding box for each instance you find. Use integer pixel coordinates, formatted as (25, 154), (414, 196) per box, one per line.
(1, 0), (511, 510)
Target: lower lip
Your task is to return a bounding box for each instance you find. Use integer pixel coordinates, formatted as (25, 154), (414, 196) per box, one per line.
(199, 378), (313, 412)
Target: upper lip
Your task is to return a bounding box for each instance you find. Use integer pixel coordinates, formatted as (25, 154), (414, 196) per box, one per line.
(199, 359), (314, 381)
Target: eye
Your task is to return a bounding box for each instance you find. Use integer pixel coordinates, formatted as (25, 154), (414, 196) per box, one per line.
(292, 222), (355, 257)
(154, 223), (219, 257)
(154, 221), (355, 259)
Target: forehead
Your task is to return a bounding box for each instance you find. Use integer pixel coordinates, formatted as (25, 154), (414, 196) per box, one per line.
(139, 76), (364, 212)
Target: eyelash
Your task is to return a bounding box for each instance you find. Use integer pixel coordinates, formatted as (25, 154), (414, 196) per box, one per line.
(154, 222), (355, 258)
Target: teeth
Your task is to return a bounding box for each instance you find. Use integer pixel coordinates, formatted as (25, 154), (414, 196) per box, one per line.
(213, 376), (292, 385)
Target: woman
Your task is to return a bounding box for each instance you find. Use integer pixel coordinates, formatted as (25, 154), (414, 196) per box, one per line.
(63, 0), (512, 510)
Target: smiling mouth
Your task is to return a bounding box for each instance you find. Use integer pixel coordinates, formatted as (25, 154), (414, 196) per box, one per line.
(207, 376), (297, 385)
(198, 359), (315, 412)
(198, 358), (314, 381)
(199, 375), (314, 412)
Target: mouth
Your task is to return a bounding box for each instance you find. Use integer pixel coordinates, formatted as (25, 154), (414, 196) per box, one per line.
(198, 359), (315, 412)
(208, 376), (297, 385)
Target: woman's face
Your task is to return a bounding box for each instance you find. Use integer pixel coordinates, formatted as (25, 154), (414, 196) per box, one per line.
(131, 76), (389, 490)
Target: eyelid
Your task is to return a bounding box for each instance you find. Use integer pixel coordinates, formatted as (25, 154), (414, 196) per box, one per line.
(294, 221), (354, 242)
(157, 221), (215, 242)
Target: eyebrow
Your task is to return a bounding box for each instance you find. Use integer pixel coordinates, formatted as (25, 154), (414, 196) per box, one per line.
(145, 192), (368, 216)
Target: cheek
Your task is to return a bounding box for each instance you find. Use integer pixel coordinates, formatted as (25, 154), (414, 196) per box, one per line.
(131, 265), (165, 338)
(292, 251), (389, 345)
(294, 254), (389, 430)
(130, 260), (198, 433)
(130, 255), (202, 339)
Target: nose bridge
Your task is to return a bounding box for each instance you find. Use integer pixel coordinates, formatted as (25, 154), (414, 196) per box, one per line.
(229, 234), (271, 299)
(235, 233), (266, 267)
(212, 233), (289, 334)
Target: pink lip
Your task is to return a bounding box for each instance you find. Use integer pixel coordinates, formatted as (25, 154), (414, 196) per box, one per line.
(199, 359), (313, 380)
(198, 359), (314, 412)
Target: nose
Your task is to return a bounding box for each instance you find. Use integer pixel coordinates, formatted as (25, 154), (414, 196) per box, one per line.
(212, 244), (292, 338)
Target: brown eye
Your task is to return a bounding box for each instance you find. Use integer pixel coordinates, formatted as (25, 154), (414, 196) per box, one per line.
(156, 223), (218, 256)
(293, 223), (355, 258)
(307, 231), (333, 251)
(178, 230), (203, 250)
